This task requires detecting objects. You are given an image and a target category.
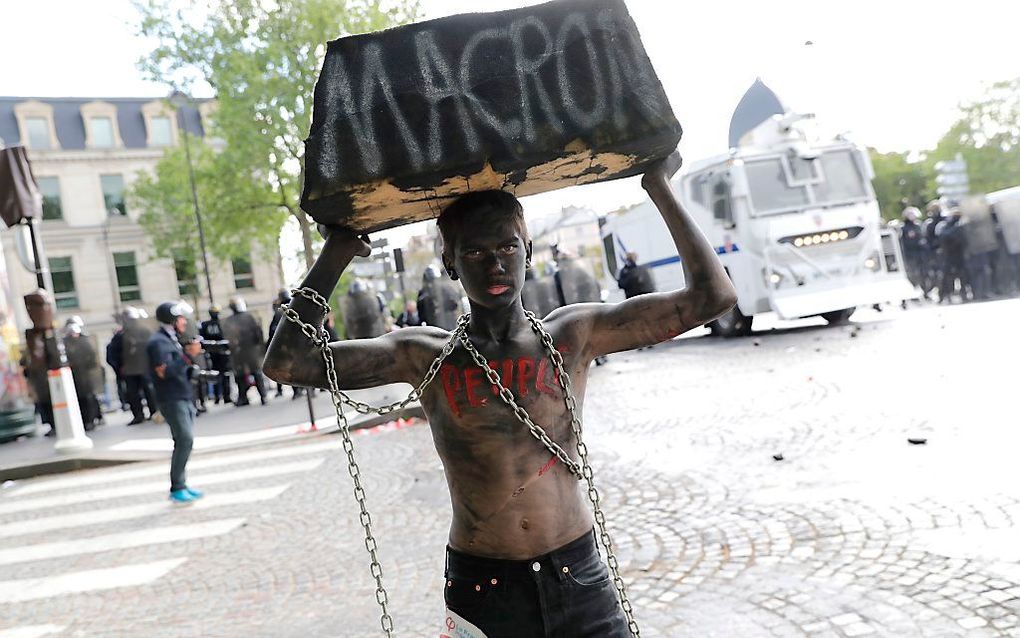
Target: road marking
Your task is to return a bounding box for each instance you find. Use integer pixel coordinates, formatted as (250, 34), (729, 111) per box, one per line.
(0, 626), (65, 638)
(0, 558), (186, 604)
(0, 518), (244, 567)
(0, 459), (322, 516)
(0, 485), (288, 539)
(107, 418), (341, 452)
(0, 626), (66, 638)
(8, 439), (341, 497)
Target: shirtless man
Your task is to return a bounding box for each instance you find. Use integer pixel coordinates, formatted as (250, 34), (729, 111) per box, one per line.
(263, 153), (737, 637)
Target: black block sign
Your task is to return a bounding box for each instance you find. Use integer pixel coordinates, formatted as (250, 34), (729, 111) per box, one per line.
(302, 0), (681, 231)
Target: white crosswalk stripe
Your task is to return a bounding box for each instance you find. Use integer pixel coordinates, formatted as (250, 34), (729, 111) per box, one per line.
(0, 441), (330, 608)
(0, 518), (245, 566)
(0, 458), (322, 516)
(0, 486), (287, 538)
(0, 558), (187, 604)
(0, 624), (67, 637)
(7, 439), (339, 497)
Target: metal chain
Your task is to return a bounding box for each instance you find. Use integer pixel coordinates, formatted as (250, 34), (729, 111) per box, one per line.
(282, 288), (638, 636)
(456, 335), (583, 479)
(282, 288), (468, 637)
(459, 310), (640, 636)
(525, 311), (641, 636)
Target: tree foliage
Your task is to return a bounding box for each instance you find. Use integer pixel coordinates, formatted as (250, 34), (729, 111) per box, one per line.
(133, 0), (421, 269)
(868, 148), (932, 220)
(868, 77), (1020, 218)
(131, 133), (286, 267)
(927, 76), (1020, 196)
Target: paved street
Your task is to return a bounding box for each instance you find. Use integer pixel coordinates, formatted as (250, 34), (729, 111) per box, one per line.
(1, 299), (1018, 638)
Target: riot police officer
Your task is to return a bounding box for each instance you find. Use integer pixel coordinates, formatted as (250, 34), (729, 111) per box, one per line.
(119, 306), (158, 424)
(521, 266), (560, 319)
(63, 317), (102, 429)
(222, 296), (268, 406)
(899, 207), (925, 291)
(418, 264), (461, 330)
(342, 279), (388, 339)
(199, 305), (233, 404)
(617, 252), (656, 299)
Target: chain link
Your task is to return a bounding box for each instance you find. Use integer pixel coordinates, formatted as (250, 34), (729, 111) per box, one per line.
(282, 288), (639, 637)
(522, 310), (641, 636)
(282, 289), (467, 637)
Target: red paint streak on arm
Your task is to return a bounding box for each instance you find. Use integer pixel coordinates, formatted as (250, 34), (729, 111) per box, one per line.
(464, 367), (487, 407)
(537, 455), (558, 477)
(440, 364), (462, 417)
(516, 358), (535, 396)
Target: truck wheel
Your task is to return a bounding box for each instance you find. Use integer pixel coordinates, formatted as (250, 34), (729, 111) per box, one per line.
(821, 308), (855, 325)
(710, 306), (753, 337)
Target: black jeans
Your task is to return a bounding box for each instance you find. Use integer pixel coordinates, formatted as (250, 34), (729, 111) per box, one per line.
(444, 530), (629, 638)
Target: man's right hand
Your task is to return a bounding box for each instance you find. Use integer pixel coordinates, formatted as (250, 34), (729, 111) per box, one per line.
(317, 224), (372, 258)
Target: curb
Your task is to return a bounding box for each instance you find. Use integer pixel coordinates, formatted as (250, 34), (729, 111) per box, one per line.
(0, 405), (425, 483)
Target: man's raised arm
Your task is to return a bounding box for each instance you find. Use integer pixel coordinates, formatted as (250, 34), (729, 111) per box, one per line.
(263, 228), (419, 391)
(578, 151), (738, 356)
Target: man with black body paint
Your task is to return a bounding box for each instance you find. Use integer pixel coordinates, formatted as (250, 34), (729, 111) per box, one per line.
(264, 152), (736, 637)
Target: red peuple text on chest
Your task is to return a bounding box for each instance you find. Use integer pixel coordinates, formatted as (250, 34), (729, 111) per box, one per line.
(440, 346), (568, 416)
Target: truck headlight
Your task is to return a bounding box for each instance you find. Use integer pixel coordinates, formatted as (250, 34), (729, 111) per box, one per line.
(864, 252), (881, 271)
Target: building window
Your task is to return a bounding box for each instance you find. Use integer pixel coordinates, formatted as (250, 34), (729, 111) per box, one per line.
(26, 117), (51, 149)
(89, 117), (115, 148)
(113, 252), (142, 302)
(173, 255), (199, 297)
(49, 257), (78, 309)
(149, 116), (173, 146)
(37, 176), (63, 220)
(232, 256), (254, 289)
(101, 174), (127, 216)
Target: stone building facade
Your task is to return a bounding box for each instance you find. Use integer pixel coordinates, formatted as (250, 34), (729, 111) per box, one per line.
(0, 96), (282, 397)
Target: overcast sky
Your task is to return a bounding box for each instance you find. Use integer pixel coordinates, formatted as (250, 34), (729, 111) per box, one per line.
(2, 0), (1018, 255)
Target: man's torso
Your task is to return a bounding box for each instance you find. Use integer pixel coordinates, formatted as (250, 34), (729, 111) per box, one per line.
(411, 317), (594, 560)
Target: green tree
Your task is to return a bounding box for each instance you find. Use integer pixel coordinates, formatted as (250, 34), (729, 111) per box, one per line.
(133, 0), (421, 271)
(130, 133), (286, 282)
(927, 76), (1020, 195)
(868, 148), (933, 220)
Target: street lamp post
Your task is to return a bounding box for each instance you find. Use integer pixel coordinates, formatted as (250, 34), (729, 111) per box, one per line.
(171, 91), (215, 309)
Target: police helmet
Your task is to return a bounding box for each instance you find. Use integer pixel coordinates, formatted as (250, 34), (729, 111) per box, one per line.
(155, 301), (187, 325)
(423, 264), (441, 283)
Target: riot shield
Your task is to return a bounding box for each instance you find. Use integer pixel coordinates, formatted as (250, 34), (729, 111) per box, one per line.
(121, 314), (156, 376)
(555, 257), (602, 305)
(418, 278), (461, 330)
(995, 199), (1020, 255)
(342, 290), (387, 339)
(961, 197), (999, 255)
(522, 274), (561, 319)
(63, 333), (101, 396)
(222, 312), (265, 370)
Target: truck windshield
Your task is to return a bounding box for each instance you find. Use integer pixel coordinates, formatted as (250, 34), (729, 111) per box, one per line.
(746, 149), (868, 215)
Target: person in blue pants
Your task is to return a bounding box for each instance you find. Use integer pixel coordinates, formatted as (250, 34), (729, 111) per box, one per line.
(147, 301), (204, 504)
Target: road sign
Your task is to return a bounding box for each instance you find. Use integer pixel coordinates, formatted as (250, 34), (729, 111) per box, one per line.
(935, 153), (969, 198)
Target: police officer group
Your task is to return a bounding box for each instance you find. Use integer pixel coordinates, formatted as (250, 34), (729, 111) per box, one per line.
(898, 199), (1020, 304)
(104, 295), (274, 430)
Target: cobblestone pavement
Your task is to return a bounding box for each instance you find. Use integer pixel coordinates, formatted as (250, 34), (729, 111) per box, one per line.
(1, 299), (1018, 637)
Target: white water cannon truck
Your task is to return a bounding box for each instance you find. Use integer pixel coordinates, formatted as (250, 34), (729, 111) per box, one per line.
(600, 79), (916, 336)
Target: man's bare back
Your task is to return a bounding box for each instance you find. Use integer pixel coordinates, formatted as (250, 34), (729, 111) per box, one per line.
(264, 153), (737, 561)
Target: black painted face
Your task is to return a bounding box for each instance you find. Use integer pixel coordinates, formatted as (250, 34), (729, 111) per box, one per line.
(448, 218), (530, 310)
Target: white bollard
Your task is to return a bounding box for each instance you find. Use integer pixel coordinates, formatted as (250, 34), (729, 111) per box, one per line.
(48, 367), (92, 453)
